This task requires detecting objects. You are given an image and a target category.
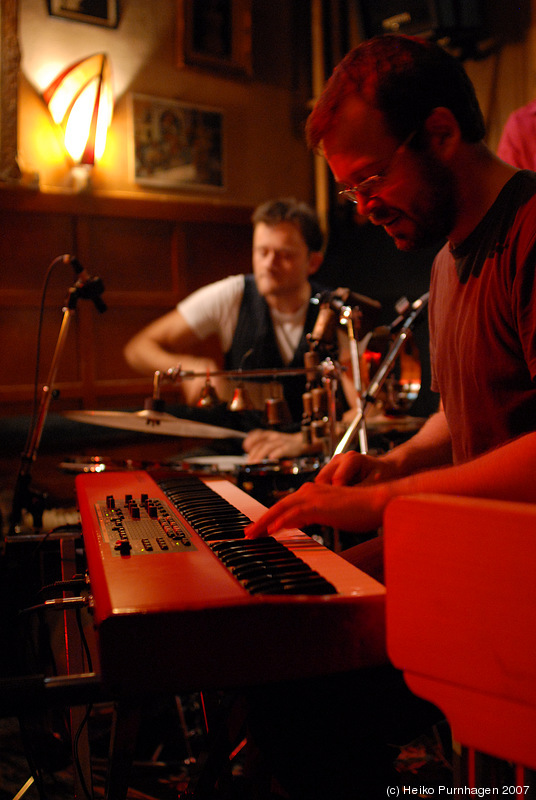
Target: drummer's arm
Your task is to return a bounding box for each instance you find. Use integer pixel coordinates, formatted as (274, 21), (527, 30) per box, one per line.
(124, 310), (222, 403)
(124, 310), (201, 374)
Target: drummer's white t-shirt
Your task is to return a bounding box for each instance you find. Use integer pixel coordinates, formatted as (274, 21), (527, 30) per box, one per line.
(177, 274), (309, 366)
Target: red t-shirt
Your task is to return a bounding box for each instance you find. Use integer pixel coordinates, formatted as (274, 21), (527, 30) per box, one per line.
(430, 171), (536, 464)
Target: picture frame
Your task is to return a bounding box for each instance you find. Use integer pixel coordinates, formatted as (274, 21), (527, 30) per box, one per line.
(130, 94), (225, 192)
(177, 0), (252, 77)
(48, 0), (119, 28)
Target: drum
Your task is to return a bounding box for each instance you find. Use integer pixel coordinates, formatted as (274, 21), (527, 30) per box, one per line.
(236, 456), (324, 507)
(180, 454), (250, 475)
(59, 456), (155, 473)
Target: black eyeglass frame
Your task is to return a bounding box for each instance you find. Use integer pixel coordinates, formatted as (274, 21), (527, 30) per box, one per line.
(338, 129), (418, 203)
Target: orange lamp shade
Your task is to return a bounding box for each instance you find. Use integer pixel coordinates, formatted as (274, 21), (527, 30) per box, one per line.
(43, 53), (113, 166)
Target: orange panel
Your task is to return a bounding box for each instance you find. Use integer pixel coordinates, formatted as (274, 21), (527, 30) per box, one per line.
(384, 494), (536, 768)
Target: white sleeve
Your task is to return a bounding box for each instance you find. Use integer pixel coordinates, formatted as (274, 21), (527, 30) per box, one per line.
(177, 274), (245, 352)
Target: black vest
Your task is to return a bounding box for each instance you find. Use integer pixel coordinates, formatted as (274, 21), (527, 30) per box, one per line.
(224, 275), (323, 423)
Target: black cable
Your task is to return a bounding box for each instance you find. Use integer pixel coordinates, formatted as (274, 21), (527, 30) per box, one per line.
(73, 610), (95, 799)
(73, 702), (95, 800)
(25, 254), (72, 456)
(16, 599), (97, 799)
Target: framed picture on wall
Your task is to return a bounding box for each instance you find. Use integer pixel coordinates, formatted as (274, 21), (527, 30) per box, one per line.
(130, 94), (225, 192)
(48, 0), (119, 28)
(177, 0), (252, 77)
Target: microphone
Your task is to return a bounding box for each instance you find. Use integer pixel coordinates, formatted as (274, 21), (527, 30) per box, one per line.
(372, 292), (429, 338)
(309, 288), (381, 345)
(65, 255), (107, 313)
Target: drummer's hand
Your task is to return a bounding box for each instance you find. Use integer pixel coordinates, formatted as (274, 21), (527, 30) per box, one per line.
(243, 429), (315, 463)
(315, 451), (398, 487)
(245, 480), (389, 538)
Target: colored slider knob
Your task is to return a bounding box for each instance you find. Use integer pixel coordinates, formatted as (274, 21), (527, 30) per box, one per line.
(114, 538), (132, 555)
(130, 504), (140, 519)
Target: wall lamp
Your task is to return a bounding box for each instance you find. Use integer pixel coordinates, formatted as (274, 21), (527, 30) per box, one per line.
(43, 53), (113, 171)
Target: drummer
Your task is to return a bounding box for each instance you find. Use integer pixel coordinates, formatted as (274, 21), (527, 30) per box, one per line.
(124, 198), (364, 462)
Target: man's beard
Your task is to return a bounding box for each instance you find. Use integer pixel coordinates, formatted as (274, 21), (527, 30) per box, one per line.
(373, 153), (457, 251)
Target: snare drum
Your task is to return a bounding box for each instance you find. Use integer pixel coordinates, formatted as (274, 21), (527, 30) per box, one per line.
(237, 456), (324, 507)
(180, 454), (250, 476)
(59, 456), (150, 473)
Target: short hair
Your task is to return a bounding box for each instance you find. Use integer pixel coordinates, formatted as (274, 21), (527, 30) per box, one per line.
(252, 197), (324, 253)
(307, 35), (486, 149)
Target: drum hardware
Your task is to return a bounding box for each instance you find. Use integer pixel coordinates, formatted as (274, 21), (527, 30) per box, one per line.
(299, 355), (340, 457)
(308, 289), (382, 456)
(301, 389), (313, 435)
(146, 363), (332, 435)
(10, 255), (106, 535)
(334, 292), (429, 456)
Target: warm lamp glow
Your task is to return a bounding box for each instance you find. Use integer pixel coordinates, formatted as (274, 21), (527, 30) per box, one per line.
(43, 53), (113, 166)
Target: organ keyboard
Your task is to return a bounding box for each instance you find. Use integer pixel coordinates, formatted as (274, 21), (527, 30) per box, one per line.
(76, 470), (386, 693)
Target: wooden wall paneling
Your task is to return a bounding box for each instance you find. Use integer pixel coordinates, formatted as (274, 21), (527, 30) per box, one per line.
(72, 213), (179, 408)
(0, 188), (253, 415)
(170, 222), (188, 299)
(73, 215), (98, 409)
(0, 210), (75, 289)
(183, 221), (253, 293)
(0, 207), (79, 411)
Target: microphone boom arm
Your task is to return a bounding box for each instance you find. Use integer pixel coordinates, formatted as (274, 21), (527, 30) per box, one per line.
(333, 293), (429, 456)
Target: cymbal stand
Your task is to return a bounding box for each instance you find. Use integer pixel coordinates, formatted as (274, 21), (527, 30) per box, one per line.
(333, 292), (429, 456)
(9, 260), (106, 534)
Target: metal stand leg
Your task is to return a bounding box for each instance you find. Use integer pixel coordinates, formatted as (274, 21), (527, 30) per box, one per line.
(105, 701), (142, 800)
(61, 535), (93, 800)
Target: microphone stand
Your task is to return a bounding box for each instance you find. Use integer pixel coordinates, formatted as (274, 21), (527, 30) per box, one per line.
(339, 304), (368, 455)
(9, 261), (106, 534)
(333, 293), (429, 456)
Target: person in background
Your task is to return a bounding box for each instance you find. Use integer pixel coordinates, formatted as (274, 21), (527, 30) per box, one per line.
(124, 197), (364, 462)
(497, 97), (536, 169)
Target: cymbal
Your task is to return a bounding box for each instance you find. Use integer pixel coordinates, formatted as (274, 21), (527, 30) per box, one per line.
(365, 414), (427, 434)
(62, 409), (247, 439)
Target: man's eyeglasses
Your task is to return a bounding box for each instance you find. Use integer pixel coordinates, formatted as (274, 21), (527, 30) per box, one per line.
(338, 129), (417, 203)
